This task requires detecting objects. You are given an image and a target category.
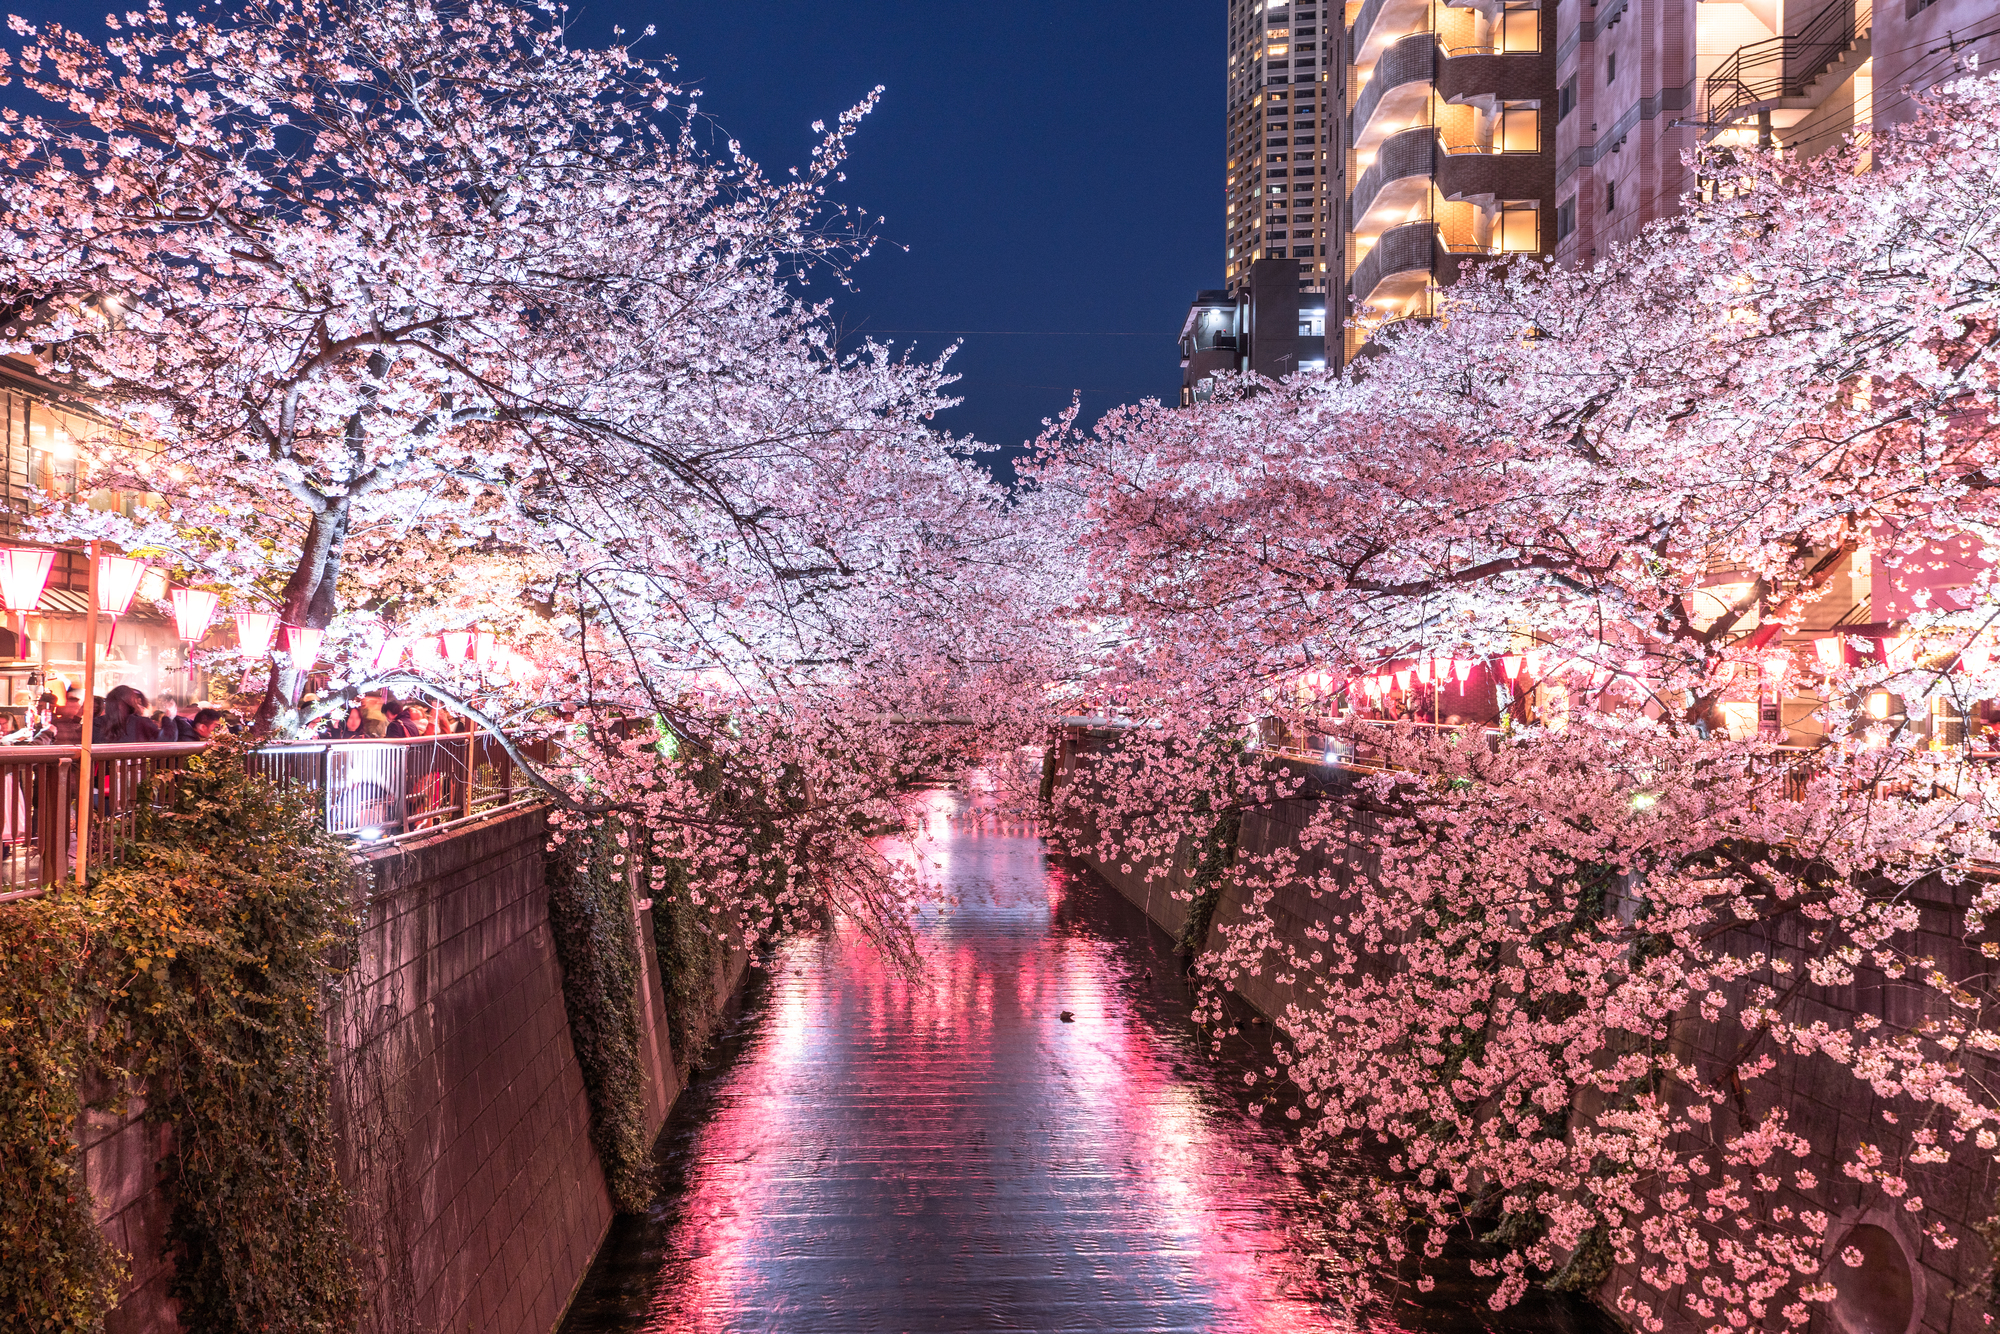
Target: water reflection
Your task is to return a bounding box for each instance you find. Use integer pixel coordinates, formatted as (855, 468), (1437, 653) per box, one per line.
(560, 796), (1608, 1333)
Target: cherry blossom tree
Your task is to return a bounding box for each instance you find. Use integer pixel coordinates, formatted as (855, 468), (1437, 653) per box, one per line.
(0, 0), (1070, 954)
(1035, 71), (2000, 1330)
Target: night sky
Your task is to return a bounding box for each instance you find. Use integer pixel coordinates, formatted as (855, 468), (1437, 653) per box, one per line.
(613, 0), (1222, 474)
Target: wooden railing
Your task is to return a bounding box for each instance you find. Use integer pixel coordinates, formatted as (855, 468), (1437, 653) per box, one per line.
(0, 734), (546, 901)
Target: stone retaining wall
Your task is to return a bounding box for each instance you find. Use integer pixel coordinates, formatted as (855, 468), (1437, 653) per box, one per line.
(87, 805), (749, 1334)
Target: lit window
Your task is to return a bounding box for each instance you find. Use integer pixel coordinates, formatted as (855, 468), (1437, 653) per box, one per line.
(1268, 43), (1291, 56)
(1498, 201), (1538, 252)
(1500, 6), (1540, 51)
(1499, 102), (1539, 153)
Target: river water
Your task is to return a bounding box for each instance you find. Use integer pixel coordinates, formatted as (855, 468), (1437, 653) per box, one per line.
(559, 794), (1611, 1334)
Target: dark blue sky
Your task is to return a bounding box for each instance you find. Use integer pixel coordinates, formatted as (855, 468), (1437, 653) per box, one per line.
(16, 0), (1224, 469)
(617, 0), (1223, 469)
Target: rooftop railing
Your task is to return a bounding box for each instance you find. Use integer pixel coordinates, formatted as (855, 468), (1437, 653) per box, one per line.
(0, 733), (547, 902)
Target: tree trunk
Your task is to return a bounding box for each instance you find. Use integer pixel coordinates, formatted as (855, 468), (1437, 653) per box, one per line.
(252, 498), (351, 731)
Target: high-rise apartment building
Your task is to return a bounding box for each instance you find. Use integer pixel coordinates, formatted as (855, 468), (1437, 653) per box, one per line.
(1197, 0), (1993, 381)
(1225, 0), (1336, 299)
(1550, 0), (1994, 265)
(1337, 0), (1560, 359)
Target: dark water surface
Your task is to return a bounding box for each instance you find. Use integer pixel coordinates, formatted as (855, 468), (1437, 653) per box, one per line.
(559, 795), (1610, 1334)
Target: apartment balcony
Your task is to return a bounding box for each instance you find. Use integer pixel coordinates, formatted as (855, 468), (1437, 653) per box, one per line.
(1701, 0), (1872, 140)
(1350, 129), (1546, 236)
(1346, 0), (1432, 72)
(1348, 125), (1435, 235)
(1349, 220), (1445, 315)
(1350, 33), (1436, 150)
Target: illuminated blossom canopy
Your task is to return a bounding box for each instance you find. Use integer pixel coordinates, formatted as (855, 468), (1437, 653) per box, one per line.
(1033, 71), (2000, 1329)
(0, 0), (1068, 953)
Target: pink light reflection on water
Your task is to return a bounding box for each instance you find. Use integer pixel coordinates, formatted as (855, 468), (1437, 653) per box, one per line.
(633, 796), (1348, 1333)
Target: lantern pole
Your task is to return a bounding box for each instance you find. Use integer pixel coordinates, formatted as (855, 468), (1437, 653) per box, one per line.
(75, 541), (99, 885)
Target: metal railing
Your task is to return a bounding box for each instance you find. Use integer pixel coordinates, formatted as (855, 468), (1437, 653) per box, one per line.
(0, 733), (546, 901)
(1703, 0), (1869, 132)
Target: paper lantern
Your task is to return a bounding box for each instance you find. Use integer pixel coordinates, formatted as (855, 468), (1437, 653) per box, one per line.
(1500, 653), (1523, 682)
(1813, 637), (1845, 671)
(0, 548), (52, 660)
(1452, 659), (1473, 684)
(1415, 660), (1434, 685)
(1523, 649), (1546, 677)
(234, 611), (278, 656)
(284, 624), (324, 672)
(96, 555), (146, 617)
(441, 630), (473, 663)
(1883, 636), (1918, 672)
(372, 636), (409, 674)
(171, 588), (221, 644)
(473, 629), (495, 663)
(1764, 652), (1791, 684)
(1394, 668), (1412, 691)
(1962, 641), (1995, 675)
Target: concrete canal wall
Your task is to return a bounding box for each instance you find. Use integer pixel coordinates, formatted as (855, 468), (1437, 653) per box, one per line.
(1051, 727), (1997, 1334)
(87, 804), (749, 1334)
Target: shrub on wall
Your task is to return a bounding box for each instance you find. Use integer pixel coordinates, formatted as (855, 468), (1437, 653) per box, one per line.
(0, 739), (360, 1334)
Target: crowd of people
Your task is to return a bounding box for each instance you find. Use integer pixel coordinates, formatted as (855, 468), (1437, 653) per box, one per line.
(1, 684), (472, 745)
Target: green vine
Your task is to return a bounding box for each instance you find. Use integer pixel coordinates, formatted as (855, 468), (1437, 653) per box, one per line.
(644, 854), (725, 1067)
(544, 816), (650, 1213)
(1179, 805), (1243, 954)
(1, 738), (361, 1333)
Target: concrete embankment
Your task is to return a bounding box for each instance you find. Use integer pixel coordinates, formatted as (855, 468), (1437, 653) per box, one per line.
(87, 805), (749, 1334)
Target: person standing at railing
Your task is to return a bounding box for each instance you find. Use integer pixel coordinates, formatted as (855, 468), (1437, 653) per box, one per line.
(95, 685), (161, 744)
(154, 695), (200, 742)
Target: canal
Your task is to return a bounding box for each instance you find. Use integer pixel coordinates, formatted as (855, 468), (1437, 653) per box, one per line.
(559, 795), (1610, 1333)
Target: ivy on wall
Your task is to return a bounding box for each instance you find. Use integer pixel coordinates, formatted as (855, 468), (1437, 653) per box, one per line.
(544, 815), (651, 1214)
(0, 740), (360, 1334)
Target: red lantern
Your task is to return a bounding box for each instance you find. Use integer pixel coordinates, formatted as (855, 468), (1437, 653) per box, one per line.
(441, 630), (473, 663)
(1500, 653), (1523, 682)
(1452, 659), (1473, 685)
(284, 624), (324, 672)
(234, 611), (278, 656)
(0, 547), (52, 660)
(171, 588), (221, 644)
(1813, 637), (1845, 671)
(96, 554), (147, 650)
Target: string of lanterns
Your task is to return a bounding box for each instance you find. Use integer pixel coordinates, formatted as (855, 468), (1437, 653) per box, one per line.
(0, 544), (539, 683)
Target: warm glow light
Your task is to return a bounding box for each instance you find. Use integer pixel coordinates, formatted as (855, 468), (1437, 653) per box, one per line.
(0, 547), (53, 614)
(137, 566), (168, 603)
(170, 588), (221, 643)
(474, 629), (496, 663)
(1963, 641), (1996, 675)
(1500, 653), (1523, 682)
(441, 630), (473, 663)
(234, 611), (278, 656)
(1416, 660), (1435, 685)
(284, 624), (324, 671)
(1523, 649), (1546, 677)
(96, 555), (147, 617)
(1764, 652), (1791, 683)
(1452, 659), (1473, 684)
(372, 637), (410, 673)
(1394, 668), (1412, 691)
(1866, 690), (1893, 720)
(1814, 636), (1844, 670)
(1883, 636), (1918, 672)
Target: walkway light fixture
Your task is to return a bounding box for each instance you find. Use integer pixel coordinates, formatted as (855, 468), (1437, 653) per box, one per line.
(234, 610), (279, 656)
(0, 547), (53, 660)
(171, 587), (221, 644)
(284, 624), (324, 672)
(96, 553), (147, 650)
